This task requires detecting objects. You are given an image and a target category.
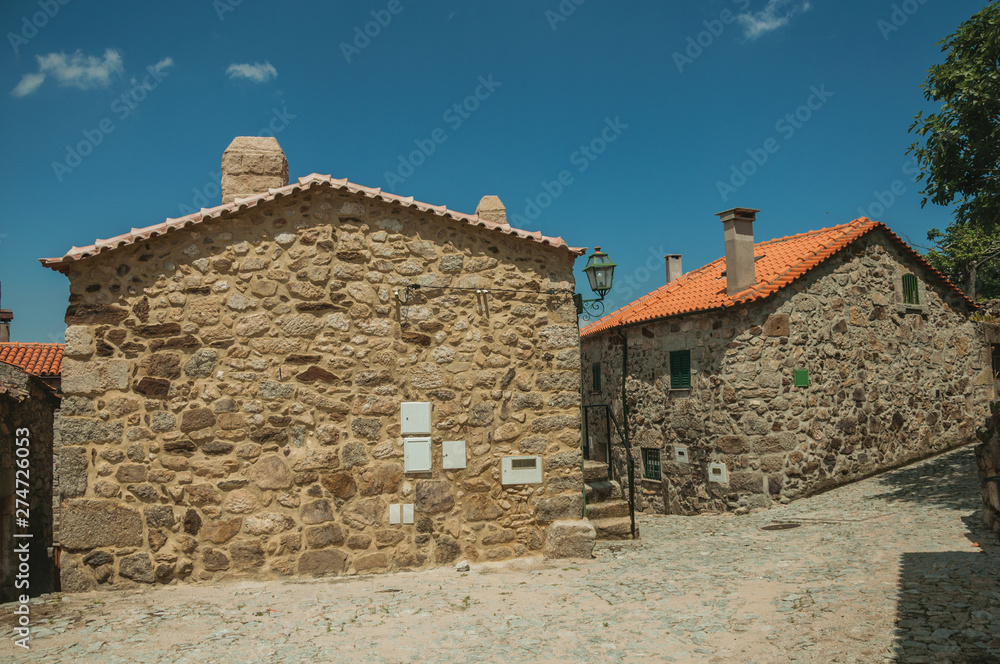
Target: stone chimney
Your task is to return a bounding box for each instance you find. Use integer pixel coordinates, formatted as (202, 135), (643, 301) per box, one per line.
(475, 196), (507, 225)
(716, 207), (760, 295)
(0, 283), (11, 342)
(221, 136), (289, 204)
(666, 255), (682, 284)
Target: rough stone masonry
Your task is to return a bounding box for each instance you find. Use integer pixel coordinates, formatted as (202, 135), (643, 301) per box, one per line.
(47, 137), (594, 592)
(583, 231), (995, 515)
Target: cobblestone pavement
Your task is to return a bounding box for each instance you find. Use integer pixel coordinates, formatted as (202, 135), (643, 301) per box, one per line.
(2, 445), (998, 664)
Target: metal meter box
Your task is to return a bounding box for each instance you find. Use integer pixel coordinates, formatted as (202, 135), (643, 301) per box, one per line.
(501, 455), (543, 485)
(672, 445), (690, 464)
(389, 504), (401, 525)
(400, 402), (431, 435)
(442, 440), (466, 469)
(404, 437), (432, 473)
(707, 462), (728, 484)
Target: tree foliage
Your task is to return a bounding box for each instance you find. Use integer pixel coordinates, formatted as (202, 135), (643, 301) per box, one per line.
(908, 2), (1000, 230)
(926, 222), (1000, 300)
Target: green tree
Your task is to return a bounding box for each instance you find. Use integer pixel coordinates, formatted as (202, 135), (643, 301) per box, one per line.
(908, 2), (1000, 229)
(926, 222), (1000, 300)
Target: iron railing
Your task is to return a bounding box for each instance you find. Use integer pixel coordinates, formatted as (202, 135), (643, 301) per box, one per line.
(582, 403), (636, 539)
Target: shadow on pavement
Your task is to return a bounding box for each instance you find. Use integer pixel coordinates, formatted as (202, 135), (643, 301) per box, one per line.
(868, 446), (980, 511)
(886, 448), (1000, 662)
(893, 550), (1000, 663)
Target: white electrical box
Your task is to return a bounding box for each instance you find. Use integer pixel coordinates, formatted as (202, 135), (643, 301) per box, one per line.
(673, 445), (690, 464)
(401, 402), (432, 435)
(402, 504), (414, 524)
(389, 504), (401, 525)
(442, 440), (466, 469)
(404, 437), (432, 473)
(707, 462), (728, 484)
(501, 455), (543, 485)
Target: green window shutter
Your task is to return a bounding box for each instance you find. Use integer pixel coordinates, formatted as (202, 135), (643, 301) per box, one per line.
(591, 362), (601, 391)
(902, 274), (919, 305)
(794, 369), (809, 387)
(642, 448), (661, 480)
(669, 350), (691, 389)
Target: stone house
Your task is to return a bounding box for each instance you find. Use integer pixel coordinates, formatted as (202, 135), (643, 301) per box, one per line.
(40, 136), (595, 592)
(0, 341), (63, 601)
(581, 208), (993, 515)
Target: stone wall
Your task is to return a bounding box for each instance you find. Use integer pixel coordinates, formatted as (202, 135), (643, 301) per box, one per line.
(583, 232), (992, 514)
(53, 186), (586, 591)
(976, 403), (1000, 535)
(0, 364), (58, 601)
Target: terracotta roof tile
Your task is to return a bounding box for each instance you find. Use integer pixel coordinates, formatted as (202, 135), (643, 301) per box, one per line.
(581, 218), (973, 338)
(0, 343), (64, 376)
(40, 174), (585, 273)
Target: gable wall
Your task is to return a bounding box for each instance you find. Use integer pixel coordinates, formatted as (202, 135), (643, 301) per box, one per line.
(583, 232), (992, 514)
(54, 187), (585, 590)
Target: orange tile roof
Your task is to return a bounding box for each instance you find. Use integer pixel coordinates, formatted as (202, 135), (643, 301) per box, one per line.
(40, 174), (585, 273)
(581, 218), (974, 338)
(0, 343), (64, 377)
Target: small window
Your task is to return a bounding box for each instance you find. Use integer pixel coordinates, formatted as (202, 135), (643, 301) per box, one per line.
(642, 448), (661, 480)
(902, 273), (919, 305)
(591, 362), (601, 392)
(669, 349), (691, 389)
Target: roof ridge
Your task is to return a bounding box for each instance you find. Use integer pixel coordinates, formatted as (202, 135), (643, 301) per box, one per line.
(733, 219), (877, 302)
(41, 173), (585, 272)
(581, 218), (973, 338)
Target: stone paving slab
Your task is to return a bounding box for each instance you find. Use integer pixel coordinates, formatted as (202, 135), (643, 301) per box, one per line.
(2, 445), (998, 663)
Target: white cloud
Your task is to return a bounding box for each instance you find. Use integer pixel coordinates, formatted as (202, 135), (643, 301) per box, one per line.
(226, 61), (278, 83)
(10, 48), (124, 97)
(11, 73), (45, 98)
(737, 0), (811, 40)
(151, 57), (174, 74)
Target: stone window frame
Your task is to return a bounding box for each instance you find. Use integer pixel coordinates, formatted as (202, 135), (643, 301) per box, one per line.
(895, 269), (927, 315)
(641, 447), (662, 481)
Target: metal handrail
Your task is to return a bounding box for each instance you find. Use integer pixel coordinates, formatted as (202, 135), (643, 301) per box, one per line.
(583, 403), (636, 539)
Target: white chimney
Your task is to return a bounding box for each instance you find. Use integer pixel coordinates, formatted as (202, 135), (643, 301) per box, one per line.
(666, 255), (682, 284)
(716, 207), (760, 295)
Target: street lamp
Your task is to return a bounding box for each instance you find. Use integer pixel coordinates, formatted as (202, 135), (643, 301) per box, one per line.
(575, 246), (617, 320)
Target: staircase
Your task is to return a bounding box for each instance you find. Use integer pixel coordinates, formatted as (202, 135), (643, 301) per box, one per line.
(584, 460), (638, 540)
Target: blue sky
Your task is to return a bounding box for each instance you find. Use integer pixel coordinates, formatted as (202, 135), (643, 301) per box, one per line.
(0, 0), (989, 342)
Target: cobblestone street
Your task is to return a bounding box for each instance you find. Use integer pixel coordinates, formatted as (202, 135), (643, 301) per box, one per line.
(2, 445), (997, 664)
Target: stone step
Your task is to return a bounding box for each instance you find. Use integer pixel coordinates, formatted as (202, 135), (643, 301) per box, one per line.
(592, 516), (638, 540)
(583, 460), (610, 483)
(586, 499), (630, 520)
(585, 479), (622, 502)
